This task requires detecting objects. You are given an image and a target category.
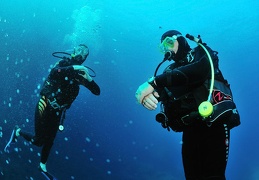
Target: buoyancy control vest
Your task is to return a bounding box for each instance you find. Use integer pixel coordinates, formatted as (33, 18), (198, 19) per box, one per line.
(157, 46), (240, 132)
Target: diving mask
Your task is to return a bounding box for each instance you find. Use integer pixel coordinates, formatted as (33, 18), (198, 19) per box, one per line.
(71, 44), (89, 65)
(159, 35), (178, 54)
(72, 45), (89, 58)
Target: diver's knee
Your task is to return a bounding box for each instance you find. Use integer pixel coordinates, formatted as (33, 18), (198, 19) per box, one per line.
(31, 138), (44, 147)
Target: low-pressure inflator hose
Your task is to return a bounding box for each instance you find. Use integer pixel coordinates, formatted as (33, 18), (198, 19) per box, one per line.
(186, 34), (215, 118)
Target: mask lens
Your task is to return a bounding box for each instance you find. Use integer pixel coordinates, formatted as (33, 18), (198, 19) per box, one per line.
(74, 45), (89, 58)
(74, 46), (83, 55)
(159, 36), (176, 54)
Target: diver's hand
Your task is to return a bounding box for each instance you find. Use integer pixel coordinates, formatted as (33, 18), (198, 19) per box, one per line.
(73, 65), (92, 82)
(135, 81), (159, 110)
(73, 65), (84, 71)
(142, 92), (159, 110)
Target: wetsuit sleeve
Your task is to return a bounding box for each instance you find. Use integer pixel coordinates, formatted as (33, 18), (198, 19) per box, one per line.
(80, 78), (101, 95)
(155, 49), (210, 88)
(51, 64), (100, 95)
(84, 80), (100, 95)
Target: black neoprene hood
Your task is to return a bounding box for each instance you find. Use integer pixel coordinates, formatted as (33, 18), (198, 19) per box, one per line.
(161, 30), (182, 42)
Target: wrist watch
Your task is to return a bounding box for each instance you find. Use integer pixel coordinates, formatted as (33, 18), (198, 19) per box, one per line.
(148, 77), (157, 89)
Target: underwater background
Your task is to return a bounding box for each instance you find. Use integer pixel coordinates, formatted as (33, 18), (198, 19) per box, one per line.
(0, 0), (258, 179)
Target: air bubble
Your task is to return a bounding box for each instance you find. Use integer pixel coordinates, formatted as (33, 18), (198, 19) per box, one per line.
(85, 137), (91, 142)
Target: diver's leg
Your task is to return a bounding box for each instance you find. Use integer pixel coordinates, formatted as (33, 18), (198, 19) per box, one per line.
(182, 123), (202, 180)
(16, 98), (47, 146)
(19, 131), (34, 142)
(34, 97), (48, 142)
(202, 123), (229, 180)
(19, 98), (47, 146)
(39, 127), (59, 172)
(182, 122), (229, 180)
(39, 107), (61, 172)
(39, 139), (54, 172)
(41, 140), (54, 164)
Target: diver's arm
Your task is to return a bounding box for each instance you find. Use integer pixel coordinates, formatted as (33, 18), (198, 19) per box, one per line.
(51, 65), (78, 77)
(73, 65), (93, 82)
(51, 65), (92, 80)
(154, 53), (210, 88)
(72, 65), (100, 95)
(135, 57), (209, 109)
(135, 50), (210, 107)
(81, 79), (100, 95)
(74, 74), (100, 95)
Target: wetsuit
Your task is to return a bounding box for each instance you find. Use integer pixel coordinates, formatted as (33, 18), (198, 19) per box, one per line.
(19, 59), (100, 164)
(154, 45), (240, 179)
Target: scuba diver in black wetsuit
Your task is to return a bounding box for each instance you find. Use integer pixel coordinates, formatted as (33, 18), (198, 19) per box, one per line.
(135, 30), (240, 180)
(7, 44), (100, 173)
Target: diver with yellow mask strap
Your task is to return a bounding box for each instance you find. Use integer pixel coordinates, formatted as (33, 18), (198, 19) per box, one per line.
(135, 30), (240, 179)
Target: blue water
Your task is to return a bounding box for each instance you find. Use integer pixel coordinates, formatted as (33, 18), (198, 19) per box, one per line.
(0, 0), (258, 179)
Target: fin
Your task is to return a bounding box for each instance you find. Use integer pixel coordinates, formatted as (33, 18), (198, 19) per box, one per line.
(41, 171), (58, 180)
(39, 165), (58, 180)
(4, 127), (17, 152)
